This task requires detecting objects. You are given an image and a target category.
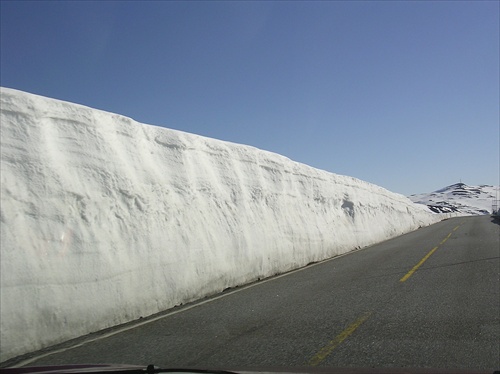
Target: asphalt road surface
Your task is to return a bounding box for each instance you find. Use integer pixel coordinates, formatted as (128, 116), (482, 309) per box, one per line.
(9, 216), (500, 370)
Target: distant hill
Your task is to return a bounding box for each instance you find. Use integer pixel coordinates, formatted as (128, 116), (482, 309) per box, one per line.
(409, 183), (500, 215)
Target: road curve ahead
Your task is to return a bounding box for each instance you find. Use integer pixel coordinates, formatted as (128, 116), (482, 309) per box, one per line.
(8, 216), (500, 370)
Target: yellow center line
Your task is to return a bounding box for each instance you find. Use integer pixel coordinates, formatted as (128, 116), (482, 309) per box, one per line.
(308, 311), (372, 366)
(308, 223), (463, 366)
(400, 246), (439, 282)
(400, 224), (461, 282)
(440, 232), (452, 245)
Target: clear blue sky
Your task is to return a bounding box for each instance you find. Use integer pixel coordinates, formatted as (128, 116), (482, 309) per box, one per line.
(1, 1), (498, 195)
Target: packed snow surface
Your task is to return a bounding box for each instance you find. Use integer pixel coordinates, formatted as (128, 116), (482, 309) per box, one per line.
(409, 183), (500, 215)
(0, 87), (445, 362)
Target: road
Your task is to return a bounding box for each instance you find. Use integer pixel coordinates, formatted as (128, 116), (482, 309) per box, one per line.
(10, 215), (500, 370)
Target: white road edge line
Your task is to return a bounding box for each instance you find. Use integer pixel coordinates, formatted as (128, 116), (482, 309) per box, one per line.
(12, 245), (370, 368)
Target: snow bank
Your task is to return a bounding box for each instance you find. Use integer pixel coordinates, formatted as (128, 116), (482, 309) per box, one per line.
(0, 87), (443, 362)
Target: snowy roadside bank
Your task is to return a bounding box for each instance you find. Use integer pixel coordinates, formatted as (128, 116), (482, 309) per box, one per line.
(0, 87), (445, 362)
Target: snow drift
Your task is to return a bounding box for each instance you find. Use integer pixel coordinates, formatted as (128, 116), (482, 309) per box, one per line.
(0, 87), (443, 362)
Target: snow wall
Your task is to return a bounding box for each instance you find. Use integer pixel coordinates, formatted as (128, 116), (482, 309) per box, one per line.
(0, 87), (443, 362)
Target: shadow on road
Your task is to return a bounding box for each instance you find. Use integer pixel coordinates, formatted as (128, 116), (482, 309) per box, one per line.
(491, 215), (500, 225)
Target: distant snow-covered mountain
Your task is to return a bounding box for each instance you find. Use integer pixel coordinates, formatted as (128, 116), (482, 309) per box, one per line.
(409, 183), (500, 215)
